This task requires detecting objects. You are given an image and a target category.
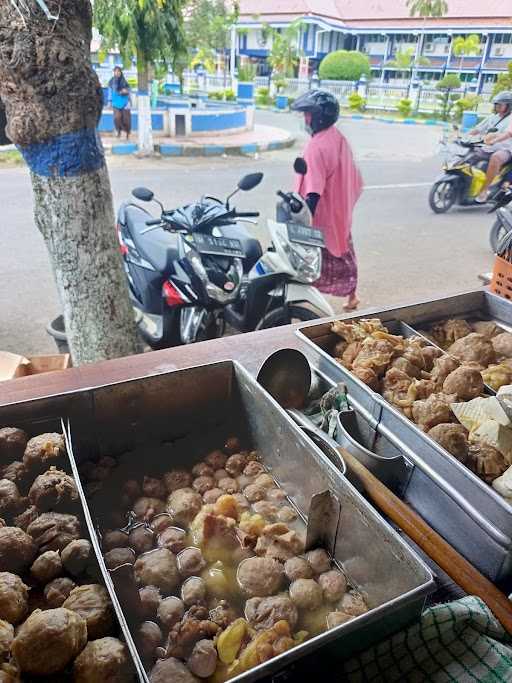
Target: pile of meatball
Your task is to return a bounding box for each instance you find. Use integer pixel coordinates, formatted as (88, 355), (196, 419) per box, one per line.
(330, 318), (511, 487)
(0, 427), (134, 682)
(80, 436), (368, 683)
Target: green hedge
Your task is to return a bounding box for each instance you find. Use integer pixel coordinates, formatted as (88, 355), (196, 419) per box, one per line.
(319, 51), (371, 81)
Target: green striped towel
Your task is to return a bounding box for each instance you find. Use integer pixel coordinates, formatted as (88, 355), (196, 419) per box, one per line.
(343, 596), (512, 682)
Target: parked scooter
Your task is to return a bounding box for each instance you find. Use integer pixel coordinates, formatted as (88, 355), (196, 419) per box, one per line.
(430, 132), (512, 214)
(115, 159), (333, 348)
(489, 186), (512, 252)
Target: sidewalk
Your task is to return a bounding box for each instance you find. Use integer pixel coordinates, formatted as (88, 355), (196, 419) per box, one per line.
(103, 124), (295, 156)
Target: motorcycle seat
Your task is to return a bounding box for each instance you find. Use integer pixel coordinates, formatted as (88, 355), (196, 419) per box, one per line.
(221, 225), (263, 272)
(124, 205), (178, 274)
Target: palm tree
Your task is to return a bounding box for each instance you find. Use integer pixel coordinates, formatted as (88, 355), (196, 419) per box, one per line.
(406, 0), (448, 16)
(387, 47), (431, 93)
(452, 34), (481, 74)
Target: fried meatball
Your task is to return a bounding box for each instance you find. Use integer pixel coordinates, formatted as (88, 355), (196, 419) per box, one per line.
(266, 488), (287, 504)
(150, 513), (174, 535)
(136, 621), (163, 663)
(225, 453), (249, 477)
(0, 527), (36, 572)
(157, 596), (185, 630)
(167, 489), (202, 527)
(44, 577), (76, 608)
(0, 480), (22, 517)
(233, 493), (250, 513)
(202, 488), (224, 505)
(289, 578), (323, 609)
(237, 557), (283, 597)
(339, 591), (368, 617)
(182, 577), (206, 607)
(353, 366), (380, 391)
(142, 476), (166, 499)
(467, 443), (508, 484)
(0, 572), (28, 624)
(104, 547), (136, 570)
(13, 505), (38, 531)
(129, 525), (155, 555)
(163, 470), (193, 494)
(73, 637), (133, 683)
(244, 461), (265, 478)
(23, 433), (65, 474)
(28, 467), (78, 512)
(12, 608), (87, 675)
(213, 469), (229, 482)
(318, 570), (347, 602)
(245, 595), (298, 631)
(150, 657), (200, 683)
(27, 512), (80, 553)
(244, 484), (267, 503)
(192, 463), (214, 479)
(102, 529), (129, 552)
(217, 477), (239, 494)
(133, 497), (166, 521)
(305, 548), (331, 575)
(412, 393), (455, 432)
(0, 620), (13, 657)
(122, 480), (141, 502)
(492, 332), (512, 360)
(284, 557), (313, 582)
(1, 461), (29, 493)
(30, 550), (62, 584)
(134, 549), (180, 594)
(60, 539), (91, 576)
(177, 548), (206, 579)
(158, 526), (187, 554)
(430, 355), (460, 388)
(187, 639), (218, 679)
(472, 321), (501, 339)
(428, 423), (469, 462)
(139, 586), (162, 620)
(421, 345), (443, 372)
(192, 476), (215, 496)
(278, 506), (297, 523)
(442, 366), (484, 401)
(448, 333), (496, 370)
(63, 584), (114, 639)
(204, 450), (227, 470)
(0, 428), (27, 464)
(433, 319), (472, 346)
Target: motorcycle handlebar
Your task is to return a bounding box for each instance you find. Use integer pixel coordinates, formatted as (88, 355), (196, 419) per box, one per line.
(235, 211), (260, 218)
(145, 218), (162, 226)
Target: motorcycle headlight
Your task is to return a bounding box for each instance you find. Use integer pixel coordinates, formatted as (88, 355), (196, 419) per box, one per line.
(205, 258), (243, 304)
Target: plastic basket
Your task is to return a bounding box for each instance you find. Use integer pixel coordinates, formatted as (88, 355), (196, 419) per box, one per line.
(490, 254), (512, 300)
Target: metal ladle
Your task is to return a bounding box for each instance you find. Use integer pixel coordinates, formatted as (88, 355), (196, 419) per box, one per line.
(257, 349), (512, 636)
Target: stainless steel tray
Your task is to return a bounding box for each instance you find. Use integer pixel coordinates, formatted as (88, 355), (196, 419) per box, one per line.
(62, 360), (434, 682)
(296, 290), (512, 582)
(0, 413), (142, 680)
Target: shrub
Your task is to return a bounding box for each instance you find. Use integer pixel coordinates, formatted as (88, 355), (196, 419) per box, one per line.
(237, 63), (257, 81)
(436, 74), (462, 121)
(348, 93), (366, 112)
(256, 87), (272, 106)
(208, 90), (224, 100)
(319, 50), (371, 82)
(493, 62), (512, 98)
(452, 95), (481, 121)
(224, 88), (236, 101)
(397, 98), (412, 118)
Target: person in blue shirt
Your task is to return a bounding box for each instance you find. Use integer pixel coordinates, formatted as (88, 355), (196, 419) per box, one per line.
(108, 67), (131, 140)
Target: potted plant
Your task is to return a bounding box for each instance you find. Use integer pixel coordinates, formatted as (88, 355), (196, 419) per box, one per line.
(237, 63), (257, 104)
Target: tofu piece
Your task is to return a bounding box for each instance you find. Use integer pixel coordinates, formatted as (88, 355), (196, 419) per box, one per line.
(492, 464), (512, 501)
(451, 396), (511, 433)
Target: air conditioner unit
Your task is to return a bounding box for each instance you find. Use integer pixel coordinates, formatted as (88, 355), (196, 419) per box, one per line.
(496, 47), (505, 56)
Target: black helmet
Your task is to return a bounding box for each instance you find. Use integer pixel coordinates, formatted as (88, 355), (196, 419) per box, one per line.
(291, 90), (340, 134)
(493, 91), (512, 114)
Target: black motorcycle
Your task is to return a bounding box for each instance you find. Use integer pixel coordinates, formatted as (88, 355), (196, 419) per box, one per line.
(489, 186), (512, 252)
(117, 173), (263, 348)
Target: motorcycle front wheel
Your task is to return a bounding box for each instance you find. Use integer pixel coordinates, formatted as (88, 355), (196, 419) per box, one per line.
(490, 216), (510, 253)
(429, 179), (457, 214)
(256, 305), (319, 330)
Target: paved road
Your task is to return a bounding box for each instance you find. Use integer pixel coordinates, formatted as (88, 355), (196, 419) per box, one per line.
(0, 112), (496, 356)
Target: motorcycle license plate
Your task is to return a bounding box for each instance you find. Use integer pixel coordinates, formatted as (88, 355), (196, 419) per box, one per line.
(193, 234), (245, 258)
(287, 223), (325, 248)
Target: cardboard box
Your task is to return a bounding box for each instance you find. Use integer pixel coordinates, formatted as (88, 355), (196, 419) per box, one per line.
(0, 351), (71, 381)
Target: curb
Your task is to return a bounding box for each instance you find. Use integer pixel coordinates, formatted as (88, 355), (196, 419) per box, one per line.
(340, 113), (448, 127)
(110, 135), (295, 157)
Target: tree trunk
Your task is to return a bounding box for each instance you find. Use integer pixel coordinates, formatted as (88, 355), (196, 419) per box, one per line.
(136, 49), (154, 154)
(0, 0), (141, 365)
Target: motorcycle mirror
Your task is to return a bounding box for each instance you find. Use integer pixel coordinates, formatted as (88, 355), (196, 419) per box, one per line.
(294, 157), (308, 175)
(132, 187), (154, 202)
(238, 173), (264, 192)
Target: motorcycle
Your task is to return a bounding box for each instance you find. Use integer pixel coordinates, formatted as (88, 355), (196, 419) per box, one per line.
(489, 185), (512, 252)
(429, 132), (512, 215)
(117, 159), (333, 348)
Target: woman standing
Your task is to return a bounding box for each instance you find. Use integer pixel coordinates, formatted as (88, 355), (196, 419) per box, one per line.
(109, 67), (131, 140)
(292, 90), (363, 311)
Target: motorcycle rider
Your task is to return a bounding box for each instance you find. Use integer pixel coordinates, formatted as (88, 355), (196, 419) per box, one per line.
(472, 91), (512, 202)
(291, 90), (363, 312)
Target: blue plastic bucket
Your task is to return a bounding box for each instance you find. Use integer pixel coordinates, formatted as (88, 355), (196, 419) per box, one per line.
(276, 94), (289, 110)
